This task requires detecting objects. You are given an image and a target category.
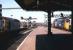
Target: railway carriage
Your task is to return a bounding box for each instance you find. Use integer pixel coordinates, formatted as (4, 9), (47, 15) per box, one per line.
(0, 17), (20, 32)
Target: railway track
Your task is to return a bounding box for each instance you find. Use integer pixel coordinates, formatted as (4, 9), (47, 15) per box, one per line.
(0, 29), (32, 50)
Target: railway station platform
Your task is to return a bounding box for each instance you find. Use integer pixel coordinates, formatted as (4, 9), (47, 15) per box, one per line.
(16, 26), (48, 50)
(16, 26), (73, 50)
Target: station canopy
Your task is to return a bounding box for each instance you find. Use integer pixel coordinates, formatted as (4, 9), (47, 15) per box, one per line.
(15, 0), (73, 11)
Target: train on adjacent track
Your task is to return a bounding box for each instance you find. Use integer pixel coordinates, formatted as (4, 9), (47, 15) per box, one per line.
(53, 17), (71, 31)
(0, 17), (27, 33)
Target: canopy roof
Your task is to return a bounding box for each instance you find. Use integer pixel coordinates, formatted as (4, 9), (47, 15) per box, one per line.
(15, 0), (73, 11)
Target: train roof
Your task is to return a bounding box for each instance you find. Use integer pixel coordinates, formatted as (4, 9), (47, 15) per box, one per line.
(2, 16), (20, 21)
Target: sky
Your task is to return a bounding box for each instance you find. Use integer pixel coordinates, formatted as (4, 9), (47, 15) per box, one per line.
(0, 0), (71, 23)
(53, 11), (71, 15)
(0, 0), (48, 23)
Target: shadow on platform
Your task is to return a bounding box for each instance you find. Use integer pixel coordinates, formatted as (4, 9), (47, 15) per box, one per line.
(36, 34), (73, 50)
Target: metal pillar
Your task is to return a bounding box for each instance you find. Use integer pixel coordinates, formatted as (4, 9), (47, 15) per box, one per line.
(47, 10), (52, 35)
(71, 10), (73, 35)
(0, 4), (2, 19)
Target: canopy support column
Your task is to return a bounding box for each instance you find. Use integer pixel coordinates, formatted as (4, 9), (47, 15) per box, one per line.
(47, 10), (52, 35)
